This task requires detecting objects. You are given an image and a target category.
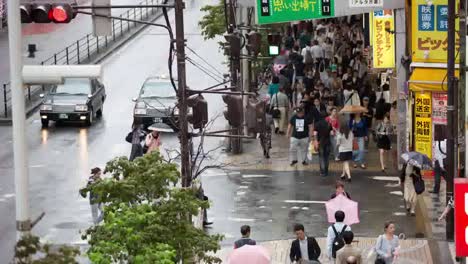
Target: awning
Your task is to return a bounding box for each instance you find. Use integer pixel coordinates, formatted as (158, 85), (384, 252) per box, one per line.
(408, 68), (460, 92)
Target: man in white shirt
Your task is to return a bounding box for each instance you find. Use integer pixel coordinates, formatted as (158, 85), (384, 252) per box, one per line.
(327, 210), (352, 260)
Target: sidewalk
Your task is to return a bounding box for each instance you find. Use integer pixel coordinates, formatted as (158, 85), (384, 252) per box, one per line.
(213, 237), (433, 263)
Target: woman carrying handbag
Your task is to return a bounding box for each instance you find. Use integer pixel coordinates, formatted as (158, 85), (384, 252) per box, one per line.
(270, 87), (289, 134)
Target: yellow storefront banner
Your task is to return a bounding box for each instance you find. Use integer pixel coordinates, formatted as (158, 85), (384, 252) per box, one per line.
(371, 10), (395, 68)
(411, 0), (460, 63)
(414, 92), (432, 159)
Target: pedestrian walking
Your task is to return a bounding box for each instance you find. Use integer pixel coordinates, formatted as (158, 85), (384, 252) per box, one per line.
(350, 114), (368, 169)
(310, 97), (327, 124)
(126, 122), (146, 161)
(268, 76), (280, 97)
(314, 111), (333, 177)
(331, 180), (351, 199)
(375, 115), (393, 172)
(287, 107), (314, 166)
(327, 210), (352, 260)
(337, 116), (354, 182)
(431, 140), (446, 194)
(81, 167), (104, 225)
(336, 231), (362, 264)
(145, 130), (161, 153)
(289, 223), (321, 263)
(234, 225), (256, 249)
(326, 108), (340, 160)
(270, 87), (290, 134)
(374, 221), (400, 264)
(400, 163), (420, 215)
(197, 185), (213, 227)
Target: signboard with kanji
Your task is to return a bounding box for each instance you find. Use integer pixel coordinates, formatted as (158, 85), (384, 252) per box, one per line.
(350, 0), (382, 7)
(432, 92), (447, 125)
(411, 0), (460, 63)
(371, 10), (395, 68)
(455, 178), (468, 257)
(414, 92), (432, 159)
(256, 0), (334, 25)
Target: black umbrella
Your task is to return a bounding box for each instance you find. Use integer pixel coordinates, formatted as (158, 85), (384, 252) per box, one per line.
(401, 151), (432, 170)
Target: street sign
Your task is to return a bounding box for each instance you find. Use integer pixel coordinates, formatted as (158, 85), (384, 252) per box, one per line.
(455, 178), (468, 257)
(256, 0), (334, 25)
(349, 0), (383, 8)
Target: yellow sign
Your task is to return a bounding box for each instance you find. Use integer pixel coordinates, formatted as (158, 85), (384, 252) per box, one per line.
(411, 0), (460, 63)
(414, 92), (432, 159)
(371, 10), (395, 69)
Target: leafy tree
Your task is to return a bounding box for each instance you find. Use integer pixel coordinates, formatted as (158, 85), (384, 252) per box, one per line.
(80, 152), (223, 264)
(14, 234), (80, 264)
(199, 0), (226, 40)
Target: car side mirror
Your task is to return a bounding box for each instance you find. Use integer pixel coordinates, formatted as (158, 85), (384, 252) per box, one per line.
(132, 98), (137, 102)
(39, 93), (44, 98)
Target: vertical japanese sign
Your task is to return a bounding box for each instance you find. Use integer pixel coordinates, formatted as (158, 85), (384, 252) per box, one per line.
(371, 10), (395, 68)
(411, 0), (460, 63)
(414, 92), (432, 159)
(256, 0), (334, 25)
(455, 178), (468, 257)
(432, 93), (447, 125)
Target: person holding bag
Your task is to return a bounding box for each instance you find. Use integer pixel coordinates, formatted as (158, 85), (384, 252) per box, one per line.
(374, 221), (400, 264)
(270, 87), (290, 135)
(376, 115), (393, 173)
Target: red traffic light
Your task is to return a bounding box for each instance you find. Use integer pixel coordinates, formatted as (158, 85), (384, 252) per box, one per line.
(20, 3), (76, 23)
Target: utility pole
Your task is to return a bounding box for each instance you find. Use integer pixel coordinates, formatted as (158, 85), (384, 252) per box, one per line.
(7, 0), (31, 238)
(460, 0), (467, 180)
(227, 0), (242, 154)
(174, 0), (191, 187)
(446, 0), (457, 241)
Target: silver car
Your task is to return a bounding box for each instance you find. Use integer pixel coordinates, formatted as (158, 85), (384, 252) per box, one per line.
(133, 76), (179, 130)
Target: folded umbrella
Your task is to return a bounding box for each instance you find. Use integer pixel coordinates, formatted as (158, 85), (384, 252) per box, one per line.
(325, 194), (360, 226)
(227, 245), (271, 264)
(401, 151), (432, 170)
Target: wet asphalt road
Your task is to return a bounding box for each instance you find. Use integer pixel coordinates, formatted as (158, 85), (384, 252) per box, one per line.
(0, 0), (226, 260)
(0, 0), (416, 261)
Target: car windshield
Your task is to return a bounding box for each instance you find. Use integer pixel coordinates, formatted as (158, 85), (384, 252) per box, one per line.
(140, 80), (176, 99)
(52, 78), (91, 95)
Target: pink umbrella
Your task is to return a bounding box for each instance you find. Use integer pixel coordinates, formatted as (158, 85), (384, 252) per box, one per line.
(227, 245), (271, 264)
(325, 194), (360, 225)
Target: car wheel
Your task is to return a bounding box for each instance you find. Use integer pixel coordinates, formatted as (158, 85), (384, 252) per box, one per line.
(41, 119), (49, 128)
(86, 108), (94, 126)
(96, 105), (103, 118)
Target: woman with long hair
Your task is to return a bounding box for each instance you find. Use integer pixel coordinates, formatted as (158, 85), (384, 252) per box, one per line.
(374, 221), (400, 264)
(336, 115), (354, 182)
(376, 114), (393, 172)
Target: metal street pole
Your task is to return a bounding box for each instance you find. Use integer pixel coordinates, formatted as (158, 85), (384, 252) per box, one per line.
(7, 0), (31, 236)
(446, 0), (457, 241)
(174, 0), (191, 187)
(460, 0), (467, 178)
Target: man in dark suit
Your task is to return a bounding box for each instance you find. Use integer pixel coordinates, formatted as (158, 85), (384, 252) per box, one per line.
(309, 97), (327, 123)
(290, 223), (321, 263)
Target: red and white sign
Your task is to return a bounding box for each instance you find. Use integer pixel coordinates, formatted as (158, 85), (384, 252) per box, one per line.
(455, 178), (468, 256)
(432, 93), (447, 125)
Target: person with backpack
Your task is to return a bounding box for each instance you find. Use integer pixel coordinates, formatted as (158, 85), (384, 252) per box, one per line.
(327, 210), (351, 260)
(336, 231), (362, 264)
(301, 40), (314, 72)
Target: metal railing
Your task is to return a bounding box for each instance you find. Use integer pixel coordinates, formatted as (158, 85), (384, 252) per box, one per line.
(1, 0), (162, 118)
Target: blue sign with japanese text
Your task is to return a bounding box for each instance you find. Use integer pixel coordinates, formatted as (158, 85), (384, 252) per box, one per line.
(437, 5), (448, 31)
(418, 4), (434, 31)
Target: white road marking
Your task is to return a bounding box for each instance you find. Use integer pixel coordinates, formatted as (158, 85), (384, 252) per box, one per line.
(236, 191), (246, 196)
(0, 198), (6, 202)
(3, 193), (15, 199)
(385, 183), (401, 187)
(393, 212), (407, 216)
(30, 164), (45, 168)
(291, 206), (300, 210)
(228, 171), (241, 175)
(284, 200), (327, 204)
(301, 207), (309, 210)
(223, 233), (236, 239)
(390, 191), (403, 196)
(238, 186), (249, 189)
(258, 206), (266, 209)
(372, 176), (400, 181)
(242, 174), (271, 178)
(227, 217), (256, 222)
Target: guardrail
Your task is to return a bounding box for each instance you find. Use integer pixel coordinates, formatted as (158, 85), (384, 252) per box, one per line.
(1, 0), (162, 118)
(2, 82), (45, 118)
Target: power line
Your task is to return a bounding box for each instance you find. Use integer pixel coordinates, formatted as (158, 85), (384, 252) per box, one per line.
(186, 46), (225, 77)
(186, 56), (224, 83)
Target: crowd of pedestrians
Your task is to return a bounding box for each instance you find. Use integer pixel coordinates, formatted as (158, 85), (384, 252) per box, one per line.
(260, 16), (397, 179)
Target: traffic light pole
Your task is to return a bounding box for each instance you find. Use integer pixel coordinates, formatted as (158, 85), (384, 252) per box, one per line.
(446, 0), (457, 241)
(174, 0), (191, 187)
(7, 0), (32, 236)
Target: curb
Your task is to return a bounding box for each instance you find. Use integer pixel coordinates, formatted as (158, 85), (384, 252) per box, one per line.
(0, 9), (165, 126)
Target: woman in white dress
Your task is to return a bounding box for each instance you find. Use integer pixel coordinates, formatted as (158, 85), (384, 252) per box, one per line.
(400, 163), (418, 215)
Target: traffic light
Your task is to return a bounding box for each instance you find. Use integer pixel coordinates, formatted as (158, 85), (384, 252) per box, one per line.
(267, 33), (281, 56)
(222, 94), (243, 127)
(246, 31), (262, 58)
(223, 33), (241, 59)
(187, 94), (208, 130)
(246, 99), (266, 133)
(20, 3), (76, 23)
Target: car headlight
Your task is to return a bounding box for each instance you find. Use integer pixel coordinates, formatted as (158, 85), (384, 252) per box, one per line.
(40, 104), (52, 111)
(136, 102), (146, 109)
(75, 105), (88, 112)
(134, 108), (147, 115)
